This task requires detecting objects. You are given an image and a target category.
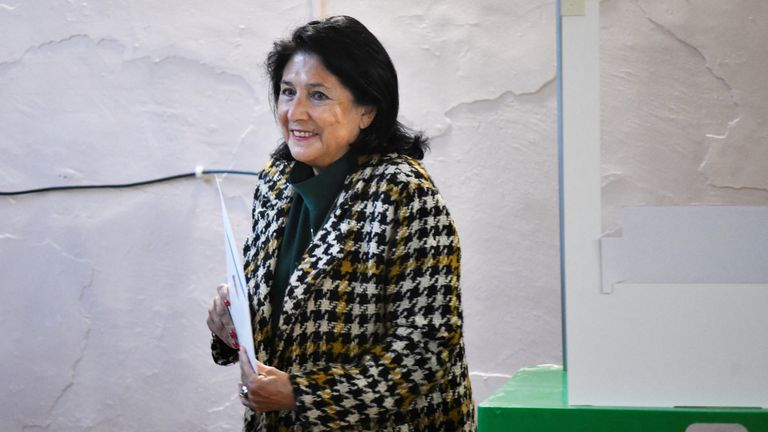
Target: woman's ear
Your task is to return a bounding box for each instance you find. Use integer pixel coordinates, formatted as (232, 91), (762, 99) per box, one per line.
(359, 106), (377, 130)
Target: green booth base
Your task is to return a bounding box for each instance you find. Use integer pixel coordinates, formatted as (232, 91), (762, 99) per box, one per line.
(477, 365), (768, 432)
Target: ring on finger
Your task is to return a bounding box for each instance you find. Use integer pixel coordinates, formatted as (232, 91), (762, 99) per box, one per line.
(239, 384), (249, 399)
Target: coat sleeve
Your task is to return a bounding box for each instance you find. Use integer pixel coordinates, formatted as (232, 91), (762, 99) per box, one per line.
(211, 334), (239, 365)
(288, 178), (464, 429)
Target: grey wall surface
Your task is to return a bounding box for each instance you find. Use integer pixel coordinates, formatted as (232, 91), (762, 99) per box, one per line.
(1, 1), (766, 430)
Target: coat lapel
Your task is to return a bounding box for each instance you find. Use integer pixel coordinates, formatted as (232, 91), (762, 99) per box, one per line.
(244, 160), (294, 358)
(275, 157), (375, 345)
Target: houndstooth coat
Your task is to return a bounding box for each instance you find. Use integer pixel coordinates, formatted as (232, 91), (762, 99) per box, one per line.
(212, 152), (475, 431)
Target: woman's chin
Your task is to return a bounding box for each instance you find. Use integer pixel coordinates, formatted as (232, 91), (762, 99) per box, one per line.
(287, 146), (316, 165)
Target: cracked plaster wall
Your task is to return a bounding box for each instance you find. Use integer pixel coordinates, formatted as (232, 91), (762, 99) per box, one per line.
(601, 0), (768, 233)
(1, 1), (765, 430)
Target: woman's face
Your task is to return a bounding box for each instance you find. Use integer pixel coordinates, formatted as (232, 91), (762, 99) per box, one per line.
(278, 52), (376, 172)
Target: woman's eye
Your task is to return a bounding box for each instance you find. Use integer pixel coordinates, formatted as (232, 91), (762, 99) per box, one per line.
(310, 91), (329, 101)
(280, 87), (296, 97)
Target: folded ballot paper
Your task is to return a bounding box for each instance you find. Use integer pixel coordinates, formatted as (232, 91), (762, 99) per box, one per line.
(216, 179), (257, 370)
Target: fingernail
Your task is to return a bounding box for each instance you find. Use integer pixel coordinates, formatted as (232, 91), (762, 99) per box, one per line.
(223, 299), (231, 307)
(229, 330), (237, 339)
(234, 342), (240, 350)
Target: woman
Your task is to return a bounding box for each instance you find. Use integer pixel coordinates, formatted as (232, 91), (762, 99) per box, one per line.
(207, 15), (475, 431)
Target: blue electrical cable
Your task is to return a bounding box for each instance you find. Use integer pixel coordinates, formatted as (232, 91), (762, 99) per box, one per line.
(0, 169), (259, 196)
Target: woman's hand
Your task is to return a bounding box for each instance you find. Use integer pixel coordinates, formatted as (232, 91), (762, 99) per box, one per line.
(239, 348), (296, 412)
(206, 283), (239, 349)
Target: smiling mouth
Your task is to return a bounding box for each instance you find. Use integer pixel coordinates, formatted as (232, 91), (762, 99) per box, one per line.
(291, 130), (318, 138)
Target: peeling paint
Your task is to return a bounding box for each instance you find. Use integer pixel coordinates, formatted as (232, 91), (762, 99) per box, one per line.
(636, 2), (738, 108)
(1, 32), (263, 190)
(0, 33), (94, 68)
(45, 274), (93, 424)
(0, 239), (94, 430)
(444, 77), (557, 120)
(699, 182), (768, 194)
(601, 0), (768, 233)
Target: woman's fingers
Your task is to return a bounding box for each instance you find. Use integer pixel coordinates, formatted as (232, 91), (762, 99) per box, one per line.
(216, 283), (230, 306)
(238, 349), (296, 412)
(215, 287), (237, 346)
(207, 284), (238, 349)
(213, 286), (234, 324)
(229, 330), (240, 350)
(207, 298), (222, 333)
(240, 375), (296, 412)
(212, 292), (228, 318)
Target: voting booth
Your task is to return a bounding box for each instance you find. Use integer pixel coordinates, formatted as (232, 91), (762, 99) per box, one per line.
(480, 1), (768, 430)
(557, 0), (768, 409)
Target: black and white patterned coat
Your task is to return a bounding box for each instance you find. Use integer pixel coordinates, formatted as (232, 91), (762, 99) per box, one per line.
(212, 152), (475, 431)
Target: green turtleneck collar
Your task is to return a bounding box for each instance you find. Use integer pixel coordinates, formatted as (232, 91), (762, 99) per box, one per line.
(269, 151), (357, 347)
(288, 151), (356, 232)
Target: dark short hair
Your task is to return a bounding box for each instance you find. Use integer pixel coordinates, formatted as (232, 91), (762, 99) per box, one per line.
(266, 15), (428, 160)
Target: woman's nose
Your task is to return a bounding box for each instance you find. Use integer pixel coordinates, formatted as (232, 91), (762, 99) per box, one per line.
(287, 96), (308, 121)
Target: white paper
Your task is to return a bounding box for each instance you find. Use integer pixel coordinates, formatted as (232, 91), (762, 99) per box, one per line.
(216, 178), (257, 370)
